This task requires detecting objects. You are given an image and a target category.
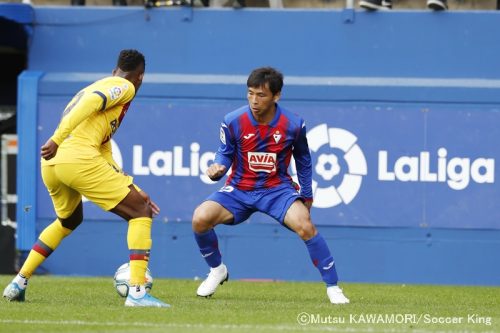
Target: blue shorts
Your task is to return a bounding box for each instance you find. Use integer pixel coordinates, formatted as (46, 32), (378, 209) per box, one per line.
(205, 184), (304, 225)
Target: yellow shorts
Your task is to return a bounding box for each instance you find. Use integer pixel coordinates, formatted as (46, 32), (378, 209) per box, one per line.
(41, 157), (133, 218)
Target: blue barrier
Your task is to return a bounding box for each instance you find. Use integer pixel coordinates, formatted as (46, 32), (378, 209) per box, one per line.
(35, 94), (499, 230)
(16, 71), (43, 251)
(8, 4), (500, 285)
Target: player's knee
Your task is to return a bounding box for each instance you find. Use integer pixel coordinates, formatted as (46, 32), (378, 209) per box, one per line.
(192, 207), (212, 233)
(129, 194), (153, 219)
(59, 203), (83, 230)
(295, 221), (317, 240)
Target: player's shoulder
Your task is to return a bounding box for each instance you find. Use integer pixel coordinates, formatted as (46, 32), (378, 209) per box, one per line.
(92, 76), (129, 87)
(223, 105), (249, 125)
(91, 76), (135, 99)
(278, 105), (304, 129)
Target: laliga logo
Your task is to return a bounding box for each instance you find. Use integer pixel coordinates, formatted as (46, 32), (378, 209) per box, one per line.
(306, 124), (367, 208)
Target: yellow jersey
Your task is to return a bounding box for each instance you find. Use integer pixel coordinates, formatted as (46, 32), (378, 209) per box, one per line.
(42, 76), (135, 167)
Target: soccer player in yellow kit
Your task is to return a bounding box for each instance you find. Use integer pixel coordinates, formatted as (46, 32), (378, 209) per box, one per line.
(3, 49), (169, 307)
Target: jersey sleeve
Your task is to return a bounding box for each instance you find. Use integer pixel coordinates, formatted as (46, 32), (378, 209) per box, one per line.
(293, 120), (313, 200)
(50, 91), (104, 145)
(50, 78), (135, 146)
(93, 78), (135, 112)
(212, 122), (234, 180)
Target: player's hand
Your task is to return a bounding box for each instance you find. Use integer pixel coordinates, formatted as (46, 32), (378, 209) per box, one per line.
(41, 139), (59, 160)
(206, 163), (227, 181)
(149, 199), (160, 217)
(138, 190), (161, 217)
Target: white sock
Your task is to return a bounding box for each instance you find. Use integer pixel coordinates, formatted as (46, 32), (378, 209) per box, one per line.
(212, 263), (225, 272)
(13, 274), (28, 290)
(128, 285), (146, 298)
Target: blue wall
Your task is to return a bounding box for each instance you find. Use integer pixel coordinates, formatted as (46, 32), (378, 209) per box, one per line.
(3, 4), (500, 285)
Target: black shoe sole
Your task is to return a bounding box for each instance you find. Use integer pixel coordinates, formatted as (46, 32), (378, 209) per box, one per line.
(427, 1), (447, 10)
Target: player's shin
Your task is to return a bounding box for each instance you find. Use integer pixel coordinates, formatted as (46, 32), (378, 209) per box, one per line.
(194, 229), (222, 268)
(20, 219), (72, 279)
(305, 233), (339, 286)
(127, 217), (152, 298)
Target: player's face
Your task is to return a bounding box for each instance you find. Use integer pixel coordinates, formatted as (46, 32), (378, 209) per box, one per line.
(114, 63), (145, 93)
(129, 64), (145, 92)
(247, 83), (280, 120)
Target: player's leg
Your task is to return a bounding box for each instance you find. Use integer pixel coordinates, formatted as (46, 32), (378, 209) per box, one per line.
(192, 188), (253, 297)
(192, 199), (234, 297)
(20, 202), (82, 278)
(283, 200), (349, 304)
(258, 186), (349, 304)
(110, 185), (170, 307)
(71, 157), (168, 307)
(192, 200), (233, 267)
(3, 164), (82, 302)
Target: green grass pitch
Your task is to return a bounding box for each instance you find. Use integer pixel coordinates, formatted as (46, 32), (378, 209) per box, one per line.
(0, 275), (498, 333)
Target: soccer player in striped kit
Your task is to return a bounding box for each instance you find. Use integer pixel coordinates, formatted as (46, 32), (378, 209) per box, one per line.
(192, 67), (349, 304)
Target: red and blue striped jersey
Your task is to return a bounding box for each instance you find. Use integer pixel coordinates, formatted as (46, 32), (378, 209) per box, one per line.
(214, 104), (313, 199)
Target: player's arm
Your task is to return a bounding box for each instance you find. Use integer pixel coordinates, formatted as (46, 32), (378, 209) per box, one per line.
(43, 80), (135, 160)
(50, 79), (135, 146)
(209, 122), (234, 181)
(41, 138), (59, 160)
(42, 91), (102, 160)
(42, 90), (104, 160)
(293, 120), (313, 206)
(49, 91), (106, 147)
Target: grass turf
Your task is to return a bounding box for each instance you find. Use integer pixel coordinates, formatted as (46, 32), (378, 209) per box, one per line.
(0, 275), (498, 333)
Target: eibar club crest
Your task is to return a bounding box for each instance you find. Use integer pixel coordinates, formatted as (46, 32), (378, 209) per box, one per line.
(273, 130), (282, 143)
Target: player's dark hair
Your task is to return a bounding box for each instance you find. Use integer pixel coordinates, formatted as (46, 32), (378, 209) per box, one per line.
(117, 49), (145, 72)
(247, 67), (283, 95)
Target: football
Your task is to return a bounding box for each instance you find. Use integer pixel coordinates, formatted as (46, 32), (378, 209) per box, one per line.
(113, 262), (154, 297)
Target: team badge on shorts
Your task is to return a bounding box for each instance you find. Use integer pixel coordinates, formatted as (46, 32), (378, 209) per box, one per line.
(219, 185), (234, 192)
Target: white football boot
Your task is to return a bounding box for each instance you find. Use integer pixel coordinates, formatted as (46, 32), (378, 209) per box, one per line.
(327, 285), (350, 304)
(196, 263), (229, 297)
(3, 282), (26, 302)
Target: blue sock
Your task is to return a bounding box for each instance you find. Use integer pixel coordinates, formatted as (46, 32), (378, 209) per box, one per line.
(194, 229), (222, 268)
(305, 233), (339, 286)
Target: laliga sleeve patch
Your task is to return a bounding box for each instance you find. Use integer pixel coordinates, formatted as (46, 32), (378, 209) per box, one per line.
(220, 126), (226, 145)
(109, 86), (123, 100)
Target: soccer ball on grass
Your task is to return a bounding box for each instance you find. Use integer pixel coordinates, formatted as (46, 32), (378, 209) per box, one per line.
(113, 262), (153, 297)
